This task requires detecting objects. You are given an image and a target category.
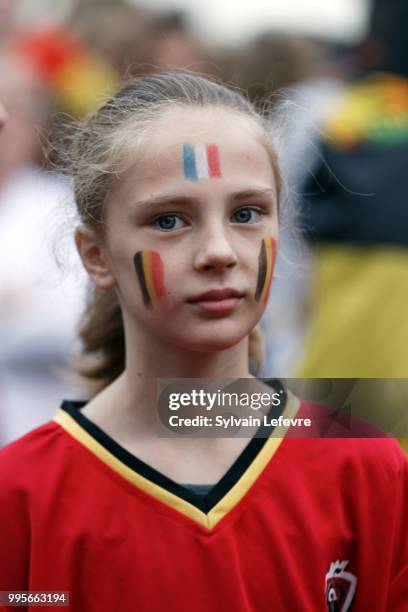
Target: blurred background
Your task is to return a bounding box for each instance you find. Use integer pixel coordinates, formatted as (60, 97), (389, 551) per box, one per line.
(0, 0), (407, 446)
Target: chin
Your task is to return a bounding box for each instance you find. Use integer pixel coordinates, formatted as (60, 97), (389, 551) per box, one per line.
(167, 320), (253, 353)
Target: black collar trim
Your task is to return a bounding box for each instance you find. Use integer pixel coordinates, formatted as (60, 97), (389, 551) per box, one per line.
(60, 379), (286, 514)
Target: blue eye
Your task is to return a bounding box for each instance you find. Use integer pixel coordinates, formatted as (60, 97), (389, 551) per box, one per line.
(231, 207), (261, 224)
(153, 215), (184, 231)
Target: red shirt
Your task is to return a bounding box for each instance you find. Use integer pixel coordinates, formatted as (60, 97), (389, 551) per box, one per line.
(0, 399), (407, 611)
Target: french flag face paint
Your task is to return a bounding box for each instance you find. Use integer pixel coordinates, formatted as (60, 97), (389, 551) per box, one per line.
(183, 143), (222, 181)
(255, 237), (276, 305)
(134, 250), (166, 308)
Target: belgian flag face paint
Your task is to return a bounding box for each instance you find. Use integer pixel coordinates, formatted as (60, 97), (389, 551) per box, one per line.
(133, 251), (166, 308)
(255, 237), (276, 305)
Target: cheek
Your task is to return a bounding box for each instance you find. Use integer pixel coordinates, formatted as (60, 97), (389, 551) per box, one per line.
(133, 250), (166, 309)
(254, 236), (276, 305)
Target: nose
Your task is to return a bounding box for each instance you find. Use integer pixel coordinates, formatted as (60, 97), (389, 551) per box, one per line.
(193, 227), (238, 273)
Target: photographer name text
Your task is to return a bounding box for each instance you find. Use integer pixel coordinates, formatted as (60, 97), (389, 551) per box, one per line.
(168, 414), (312, 428)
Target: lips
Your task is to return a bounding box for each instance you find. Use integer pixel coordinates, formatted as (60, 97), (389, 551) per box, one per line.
(187, 288), (244, 303)
(187, 288), (244, 315)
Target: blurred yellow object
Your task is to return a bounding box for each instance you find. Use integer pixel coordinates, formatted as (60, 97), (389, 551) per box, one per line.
(13, 27), (120, 117)
(298, 246), (408, 458)
(398, 439), (408, 454)
(325, 73), (408, 149)
(54, 53), (119, 117)
(298, 245), (408, 378)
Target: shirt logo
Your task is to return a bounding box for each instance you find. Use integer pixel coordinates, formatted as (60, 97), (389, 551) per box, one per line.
(325, 560), (357, 611)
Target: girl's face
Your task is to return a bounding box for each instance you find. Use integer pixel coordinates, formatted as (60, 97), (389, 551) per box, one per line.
(101, 106), (279, 352)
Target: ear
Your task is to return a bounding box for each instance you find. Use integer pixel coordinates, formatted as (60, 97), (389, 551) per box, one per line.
(75, 226), (115, 289)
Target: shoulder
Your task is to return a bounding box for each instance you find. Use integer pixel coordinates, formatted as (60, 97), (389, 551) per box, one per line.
(338, 437), (408, 480)
(288, 399), (407, 478)
(296, 398), (393, 437)
(286, 433), (406, 472)
(0, 420), (69, 490)
(0, 419), (64, 457)
(0, 419), (73, 589)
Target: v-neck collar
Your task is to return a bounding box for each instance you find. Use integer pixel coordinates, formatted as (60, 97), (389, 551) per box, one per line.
(53, 380), (300, 530)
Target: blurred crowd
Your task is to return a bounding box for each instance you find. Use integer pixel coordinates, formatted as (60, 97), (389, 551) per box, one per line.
(0, 0), (407, 446)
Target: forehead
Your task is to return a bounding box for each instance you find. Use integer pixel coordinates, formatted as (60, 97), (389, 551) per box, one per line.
(148, 105), (261, 146)
(119, 106), (276, 193)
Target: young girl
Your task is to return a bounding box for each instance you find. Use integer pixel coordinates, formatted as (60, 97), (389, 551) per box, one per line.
(0, 74), (407, 612)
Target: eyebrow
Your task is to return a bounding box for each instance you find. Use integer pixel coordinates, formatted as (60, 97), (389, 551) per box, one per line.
(132, 188), (277, 209)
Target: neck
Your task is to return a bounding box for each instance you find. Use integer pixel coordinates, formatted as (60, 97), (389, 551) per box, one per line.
(127, 327), (251, 380)
(96, 321), (252, 436)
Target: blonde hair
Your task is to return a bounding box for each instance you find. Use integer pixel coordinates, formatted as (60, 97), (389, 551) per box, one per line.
(60, 73), (282, 391)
